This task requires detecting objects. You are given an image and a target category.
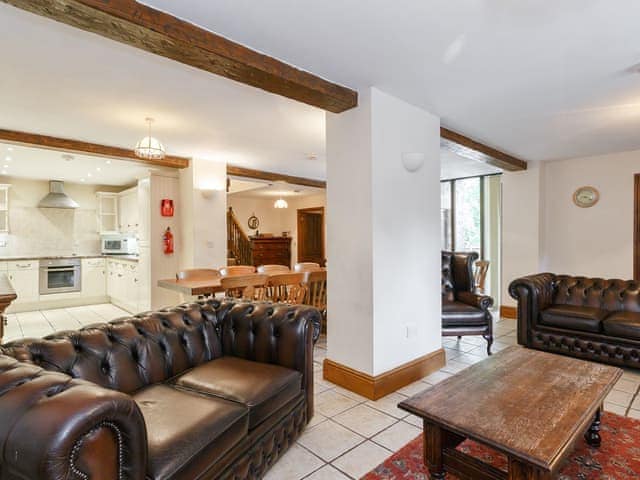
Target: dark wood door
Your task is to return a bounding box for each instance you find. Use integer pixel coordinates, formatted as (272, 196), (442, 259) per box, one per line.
(297, 208), (324, 265)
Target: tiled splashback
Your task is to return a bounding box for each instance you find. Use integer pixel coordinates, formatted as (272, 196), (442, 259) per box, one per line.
(0, 207), (100, 256)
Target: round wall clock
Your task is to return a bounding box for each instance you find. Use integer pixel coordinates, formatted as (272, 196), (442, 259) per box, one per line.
(247, 214), (260, 230)
(573, 186), (600, 208)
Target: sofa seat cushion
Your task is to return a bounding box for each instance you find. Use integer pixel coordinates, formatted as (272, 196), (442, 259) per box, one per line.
(174, 356), (302, 430)
(539, 304), (606, 333)
(442, 301), (486, 327)
(134, 384), (248, 480)
(603, 312), (640, 340)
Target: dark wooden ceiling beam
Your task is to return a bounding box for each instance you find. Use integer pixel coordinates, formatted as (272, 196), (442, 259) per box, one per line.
(0, 129), (189, 168)
(227, 165), (326, 189)
(440, 127), (527, 171)
(3, 0), (358, 113)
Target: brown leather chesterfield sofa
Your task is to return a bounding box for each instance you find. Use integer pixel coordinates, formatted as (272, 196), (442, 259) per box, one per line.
(510, 273), (640, 369)
(0, 299), (320, 480)
(442, 251), (494, 354)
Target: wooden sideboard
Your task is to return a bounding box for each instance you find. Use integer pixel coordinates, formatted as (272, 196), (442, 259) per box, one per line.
(251, 237), (291, 268)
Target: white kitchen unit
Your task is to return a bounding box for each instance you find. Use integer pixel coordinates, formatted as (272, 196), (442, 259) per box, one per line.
(81, 258), (107, 299)
(106, 257), (146, 314)
(118, 187), (140, 235)
(0, 184), (11, 233)
(97, 192), (119, 234)
(5, 261), (38, 305)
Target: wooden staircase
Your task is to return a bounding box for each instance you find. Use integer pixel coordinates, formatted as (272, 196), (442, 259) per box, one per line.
(227, 207), (252, 266)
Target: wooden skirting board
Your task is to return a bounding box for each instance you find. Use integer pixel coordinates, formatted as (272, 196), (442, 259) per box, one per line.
(500, 305), (517, 319)
(323, 348), (446, 400)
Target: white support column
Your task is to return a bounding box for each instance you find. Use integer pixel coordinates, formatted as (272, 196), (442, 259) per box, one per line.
(325, 87), (443, 389)
(178, 158), (227, 270)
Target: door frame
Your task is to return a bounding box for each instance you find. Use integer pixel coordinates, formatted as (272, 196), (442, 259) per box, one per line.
(297, 207), (325, 265)
(634, 174), (640, 281)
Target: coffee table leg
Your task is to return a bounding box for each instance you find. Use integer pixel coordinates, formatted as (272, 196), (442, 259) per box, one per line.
(585, 408), (602, 447)
(423, 421), (446, 479)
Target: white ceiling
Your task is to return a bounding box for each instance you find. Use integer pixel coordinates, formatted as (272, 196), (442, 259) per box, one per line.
(0, 143), (162, 186)
(0, 4), (326, 180)
(144, 0), (640, 162)
(228, 177), (324, 199)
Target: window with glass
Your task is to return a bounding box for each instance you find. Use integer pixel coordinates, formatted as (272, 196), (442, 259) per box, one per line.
(441, 176), (485, 256)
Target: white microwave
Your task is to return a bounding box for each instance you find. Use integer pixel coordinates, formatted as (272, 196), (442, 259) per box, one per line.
(101, 234), (138, 255)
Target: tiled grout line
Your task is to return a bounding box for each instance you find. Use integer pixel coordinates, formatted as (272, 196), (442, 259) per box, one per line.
(624, 383), (640, 416)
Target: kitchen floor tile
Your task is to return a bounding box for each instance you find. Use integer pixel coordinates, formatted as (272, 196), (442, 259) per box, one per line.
(315, 390), (361, 417)
(304, 465), (350, 480)
(372, 421), (421, 451)
(333, 404), (397, 438)
(365, 392), (409, 419)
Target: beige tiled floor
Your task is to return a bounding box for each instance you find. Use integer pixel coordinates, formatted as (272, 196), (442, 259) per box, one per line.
(266, 317), (640, 480)
(4, 311), (639, 479)
(2, 303), (130, 342)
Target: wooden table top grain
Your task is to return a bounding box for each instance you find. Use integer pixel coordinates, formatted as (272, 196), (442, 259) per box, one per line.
(157, 277), (223, 296)
(399, 347), (622, 472)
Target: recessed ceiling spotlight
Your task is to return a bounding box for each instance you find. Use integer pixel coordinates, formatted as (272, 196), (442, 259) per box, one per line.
(87, 173), (92, 177)
(80, 178), (85, 182)
(106, 160), (112, 164)
(96, 167), (101, 172)
(4, 156), (11, 162)
(1, 171), (7, 175)
(306, 153), (318, 160)
(7, 147), (12, 151)
(3, 165), (8, 169)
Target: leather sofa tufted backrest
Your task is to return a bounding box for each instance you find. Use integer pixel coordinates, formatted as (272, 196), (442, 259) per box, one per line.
(1, 302), (223, 394)
(442, 251), (479, 302)
(553, 275), (640, 313)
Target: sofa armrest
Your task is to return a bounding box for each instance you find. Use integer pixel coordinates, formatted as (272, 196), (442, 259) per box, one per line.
(218, 302), (321, 421)
(508, 273), (556, 345)
(457, 291), (494, 311)
(0, 355), (147, 480)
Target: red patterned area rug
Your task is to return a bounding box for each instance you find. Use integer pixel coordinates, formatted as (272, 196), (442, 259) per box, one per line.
(362, 412), (640, 479)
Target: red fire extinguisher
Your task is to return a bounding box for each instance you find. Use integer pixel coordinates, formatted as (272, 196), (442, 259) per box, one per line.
(163, 227), (174, 255)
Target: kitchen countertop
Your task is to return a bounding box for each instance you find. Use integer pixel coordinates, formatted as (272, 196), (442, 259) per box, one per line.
(0, 254), (139, 262)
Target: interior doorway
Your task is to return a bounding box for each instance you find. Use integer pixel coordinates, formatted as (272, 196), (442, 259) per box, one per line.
(634, 174), (640, 281)
(297, 207), (325, 266)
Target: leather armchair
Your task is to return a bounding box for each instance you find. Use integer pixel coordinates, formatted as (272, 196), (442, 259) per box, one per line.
(0, 299), (321, 480)
(510, 273), (640, 369)
(442, 251), (494, 354)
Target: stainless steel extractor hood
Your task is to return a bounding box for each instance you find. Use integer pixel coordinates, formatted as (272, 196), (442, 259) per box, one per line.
(38, 181), (79, 209)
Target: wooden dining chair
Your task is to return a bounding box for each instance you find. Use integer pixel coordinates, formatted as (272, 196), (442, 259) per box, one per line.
(220, 274), (268, 300)
(257, 264), (291, 275)
(176, 269), (221, 300)
(304, 270), (327, 331)
(293, 262), (322, 273)
(266, 273), (307, 304)
(474, 260), (490, 294)
(219, 265), (256, 277)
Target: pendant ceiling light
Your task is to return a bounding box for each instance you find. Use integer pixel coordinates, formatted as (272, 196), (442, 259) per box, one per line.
(134, 117), (166, 160)
(274, 197), (288, 209)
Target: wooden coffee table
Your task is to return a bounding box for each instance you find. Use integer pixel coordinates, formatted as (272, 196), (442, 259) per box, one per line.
(398, 347), (622, 480)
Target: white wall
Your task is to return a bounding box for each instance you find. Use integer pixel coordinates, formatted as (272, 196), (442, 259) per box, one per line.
(228, 192), (327, 265)
(540, 149), (640, 279)
(326, 87), (441, 376)
(500, 161), (543, 307)
(0, 177), (120, 256)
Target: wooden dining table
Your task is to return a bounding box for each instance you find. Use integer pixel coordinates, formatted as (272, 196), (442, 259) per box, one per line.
(157, 277), (224, 296)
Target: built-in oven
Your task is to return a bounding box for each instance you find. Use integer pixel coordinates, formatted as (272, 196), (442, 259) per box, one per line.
(39, 258), (82, 295)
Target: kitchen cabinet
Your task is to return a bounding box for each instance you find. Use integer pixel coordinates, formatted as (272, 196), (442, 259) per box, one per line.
(106, 258), (139, 313)
(97, 192), (119, 234)
(7, 261), (38, 304)
(118, 188), (139, 234)
(81, 258), (106, 298)
(0, 184), (10, 233)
